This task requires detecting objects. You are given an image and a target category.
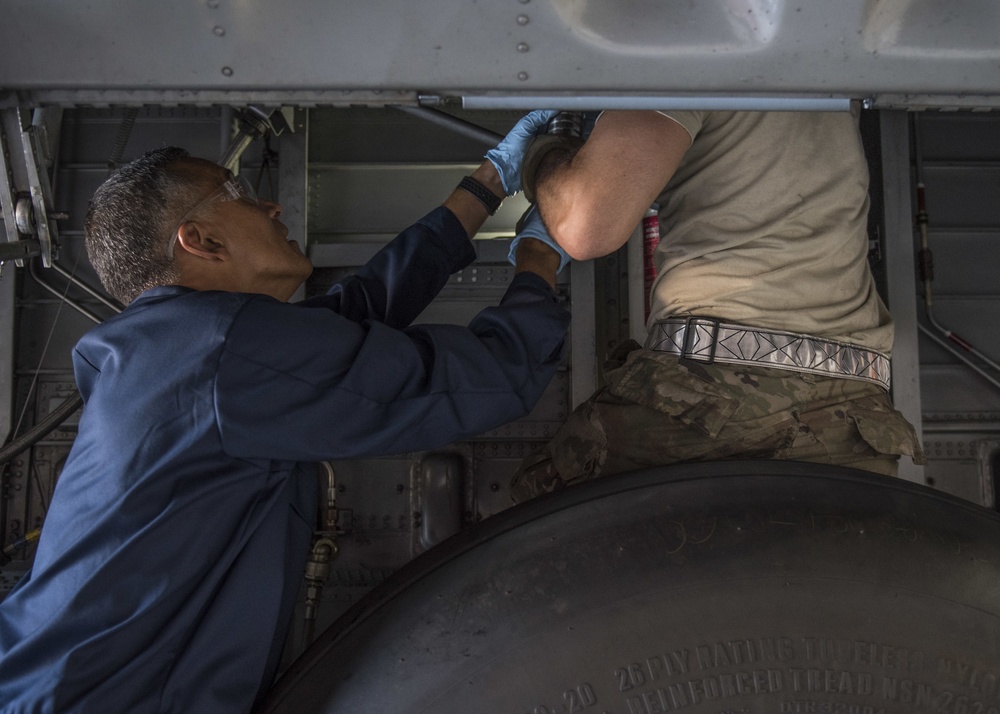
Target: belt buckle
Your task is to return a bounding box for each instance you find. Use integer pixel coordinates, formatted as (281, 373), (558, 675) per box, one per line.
(681, 317), (720, 364)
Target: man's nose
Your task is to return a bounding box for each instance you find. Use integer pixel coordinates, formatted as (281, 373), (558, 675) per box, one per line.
(260, 199), (282, 219)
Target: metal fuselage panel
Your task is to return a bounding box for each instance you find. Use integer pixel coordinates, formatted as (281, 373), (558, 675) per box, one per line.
(1, 1), (1000, 108)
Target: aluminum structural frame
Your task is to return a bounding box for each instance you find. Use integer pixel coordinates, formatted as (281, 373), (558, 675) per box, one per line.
(0, 108), (62, 269)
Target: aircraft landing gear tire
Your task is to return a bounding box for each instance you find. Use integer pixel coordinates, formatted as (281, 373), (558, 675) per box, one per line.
(260, 461), (1000, 714)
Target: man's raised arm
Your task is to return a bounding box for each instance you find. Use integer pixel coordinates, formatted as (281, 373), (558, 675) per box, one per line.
(527, 110), (693, 260)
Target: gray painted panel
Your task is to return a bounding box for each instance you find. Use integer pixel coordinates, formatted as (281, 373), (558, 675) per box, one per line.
(922, 454), (989, 506)
(309, 164), (528, 237)
(14, 303), (90, 372)
(925, 232), (1000, 297)
(58, 108), (223, 165)
(308, 108), (517, 164)
(921, 165), (1000, 230)
(1, 1), (1000, 101)
(916, 113), (1000, 162)
(920, 364), (1000, 418)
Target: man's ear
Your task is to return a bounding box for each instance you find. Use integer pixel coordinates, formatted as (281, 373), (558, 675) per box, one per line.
(175, 221), (230, 262)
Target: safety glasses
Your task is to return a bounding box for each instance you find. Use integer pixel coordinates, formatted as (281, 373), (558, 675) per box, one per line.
(166, 173), (259, 259)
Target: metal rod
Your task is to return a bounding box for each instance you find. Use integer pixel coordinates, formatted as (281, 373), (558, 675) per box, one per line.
(455, 96), (852, 112)
(392, 106), (502, 146)
(49, 262), (122, 313)
(28, 261), (103, 324)
(918, 322), (1000, 392)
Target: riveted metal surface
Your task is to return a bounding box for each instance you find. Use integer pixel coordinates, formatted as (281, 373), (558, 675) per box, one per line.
(2, 2), (1000, 105)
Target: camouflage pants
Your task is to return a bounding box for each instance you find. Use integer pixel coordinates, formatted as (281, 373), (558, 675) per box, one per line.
(510, 343), (925, 503)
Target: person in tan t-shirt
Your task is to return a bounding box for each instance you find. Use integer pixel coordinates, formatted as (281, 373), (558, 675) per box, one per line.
(509, 109), (924, 502)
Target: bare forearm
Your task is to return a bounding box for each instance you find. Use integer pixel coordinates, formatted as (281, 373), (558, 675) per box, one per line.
(533, 144), (631, 260)
(442, 161), (506, 239)
(533, 137), (658, 260)
(514, 236), (561, 290)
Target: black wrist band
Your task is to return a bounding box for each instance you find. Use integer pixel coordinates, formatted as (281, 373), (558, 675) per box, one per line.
(458, 176), (503, 216)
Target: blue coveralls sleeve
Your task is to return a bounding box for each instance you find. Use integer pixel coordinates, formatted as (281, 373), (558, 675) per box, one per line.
(216, 208), (570, 462)
(301, 206), (476, 328)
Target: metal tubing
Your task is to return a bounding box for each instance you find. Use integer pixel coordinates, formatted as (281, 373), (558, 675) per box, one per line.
(457, 96), (852, 112)
(49, 262), (122, 313)
(0, 390), (83, 466)
(392, 106), (502, 146)
(28, 260), (103, 324)
(918, 323), (1000, 393)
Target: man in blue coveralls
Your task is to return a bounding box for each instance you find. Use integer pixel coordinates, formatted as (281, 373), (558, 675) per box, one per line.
(0, 111), (571, 713)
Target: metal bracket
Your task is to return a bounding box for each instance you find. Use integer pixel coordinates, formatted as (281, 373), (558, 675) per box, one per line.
(0, 107), (62, 268)
(220, 105), (296, 173)
(0, 111), (23, 266)
(20, 111), (59, 267)
(0, 239), (40, 263)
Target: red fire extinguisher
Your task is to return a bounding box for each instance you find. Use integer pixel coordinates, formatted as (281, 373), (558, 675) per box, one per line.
(642, 205), (660, 322)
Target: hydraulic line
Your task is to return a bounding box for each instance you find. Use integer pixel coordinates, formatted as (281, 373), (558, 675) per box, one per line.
(29, 260), (107, 325)
(918, 323), (1000, 393)
(49, 262), (123, 313)
(0, 528), (41, 566)
(301, 462), (340, 646)
(0, 391), (82, 465)
(392, 105), (502, 146)
(911, 113), (1000, 389)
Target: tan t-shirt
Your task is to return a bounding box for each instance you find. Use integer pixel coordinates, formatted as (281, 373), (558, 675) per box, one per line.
(648, 110), (894, 355)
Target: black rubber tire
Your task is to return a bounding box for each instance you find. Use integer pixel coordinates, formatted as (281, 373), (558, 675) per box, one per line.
(259, 461), (1000, 714)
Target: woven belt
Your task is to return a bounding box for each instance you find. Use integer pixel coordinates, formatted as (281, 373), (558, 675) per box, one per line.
(644, 317), (891, 390)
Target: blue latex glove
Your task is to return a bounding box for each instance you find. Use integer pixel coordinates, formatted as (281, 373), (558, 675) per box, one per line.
(507, 205), (572, 273)
(485, 110), (559, 195)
